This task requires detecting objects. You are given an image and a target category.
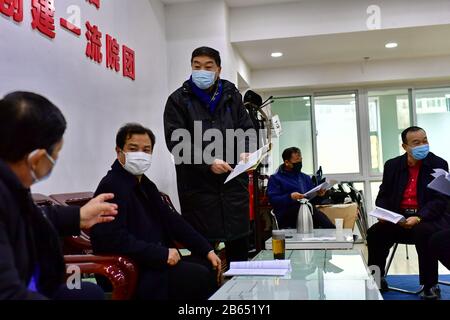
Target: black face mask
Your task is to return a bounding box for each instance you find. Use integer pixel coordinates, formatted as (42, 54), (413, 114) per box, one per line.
(292, 162), (302, 172)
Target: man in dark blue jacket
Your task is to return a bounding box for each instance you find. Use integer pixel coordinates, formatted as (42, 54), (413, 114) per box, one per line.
(0, 92), (118, 300)
(367, 126), (449, 300)
(90, 123), (222, 300)
(267, 147), (335, 229)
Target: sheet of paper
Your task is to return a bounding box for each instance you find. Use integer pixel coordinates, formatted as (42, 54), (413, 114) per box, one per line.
(428, 170), (450, 196)
(431, 168), (448, 178)
(301, 237), (337, 241)
(223, 260), (291, 276)
(368, 207), (406, 224)
(303, 179), (338, 199)
(223, 268), (290, 276)
(224, 144), (270, 184)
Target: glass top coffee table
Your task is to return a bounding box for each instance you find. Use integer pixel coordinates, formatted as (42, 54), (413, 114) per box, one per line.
(209, 249), (382, 300)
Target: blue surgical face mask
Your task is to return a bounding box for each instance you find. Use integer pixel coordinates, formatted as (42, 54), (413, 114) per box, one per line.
(410, 144), (430, 160)
(192, 70), (216, 89)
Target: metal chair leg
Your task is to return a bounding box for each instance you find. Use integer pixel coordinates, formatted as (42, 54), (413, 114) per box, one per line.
(388, 285), (424, 295)
(385, 243), (423, 295)
(384, 243), (398, 276)
(406, 244), (409, 260)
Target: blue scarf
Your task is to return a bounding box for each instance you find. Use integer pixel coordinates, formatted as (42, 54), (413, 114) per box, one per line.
(189, 77), (223, 114)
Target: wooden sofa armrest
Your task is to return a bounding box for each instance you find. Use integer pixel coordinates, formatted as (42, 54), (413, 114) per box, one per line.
(65, 255), (138, 300)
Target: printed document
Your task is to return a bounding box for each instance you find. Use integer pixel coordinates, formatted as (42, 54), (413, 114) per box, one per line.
(224, 260), (291, 276)
(304, 179), (338, 199)
(224, 144), (271, 184)
(369, 207), (406, 224)
(428, 169), (450, 196)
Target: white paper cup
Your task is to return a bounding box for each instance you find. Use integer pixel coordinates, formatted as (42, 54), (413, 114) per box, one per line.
(335, 218), (344, 230)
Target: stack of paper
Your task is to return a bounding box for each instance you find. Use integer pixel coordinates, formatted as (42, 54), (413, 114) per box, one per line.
(368, 207), (406, 224)
(223, 260), (291, 276)
(224, 144), (271, 184)
(428, 169), (450, 196)
(301, 236), (337, 241)
(303, 179), (338, 199)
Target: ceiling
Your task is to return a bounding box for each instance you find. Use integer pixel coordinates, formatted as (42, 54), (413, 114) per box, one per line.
(161, 0), (301, 8)
(161, 1), (450, 72)
(233, 24), (450, 70)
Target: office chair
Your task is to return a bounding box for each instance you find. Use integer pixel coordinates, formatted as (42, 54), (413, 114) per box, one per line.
(385, 242), (450, 294)
(384, 242), (423, 294)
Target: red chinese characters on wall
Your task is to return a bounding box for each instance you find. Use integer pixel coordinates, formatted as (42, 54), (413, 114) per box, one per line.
(1, 0), (136, 80)
(31, 0), (56, 39)
(122, 45), (135, 80)
(85, 21), (103, 63)
(86, 0), (100, 9)
(106, 34), (120, 72)
(0, 0), (23, 23)
(60, 18), (81, 36)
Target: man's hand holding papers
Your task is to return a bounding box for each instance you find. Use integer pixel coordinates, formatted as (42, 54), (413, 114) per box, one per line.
(224, 144), (271, 184)
(369, 207), (406, 224)
(303, 179), (338, 199)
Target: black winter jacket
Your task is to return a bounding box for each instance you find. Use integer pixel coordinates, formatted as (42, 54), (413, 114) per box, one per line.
(0, 160), (80, 299)
(90, 161), (213, 299)
(164, 79), (255, 242)
(376, 152), (450, 228)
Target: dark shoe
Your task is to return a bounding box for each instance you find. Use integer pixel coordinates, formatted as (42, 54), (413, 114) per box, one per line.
(420, 285), (441, 300)
(379, 277), (389, 292)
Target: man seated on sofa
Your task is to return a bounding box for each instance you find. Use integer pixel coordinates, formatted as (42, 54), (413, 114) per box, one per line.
(267, 147), (335, 229)
(90, 123), (222, 300)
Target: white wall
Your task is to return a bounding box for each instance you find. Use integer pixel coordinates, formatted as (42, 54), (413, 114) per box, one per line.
(165, 0), (247, 92)
(0, 0), (180, 207)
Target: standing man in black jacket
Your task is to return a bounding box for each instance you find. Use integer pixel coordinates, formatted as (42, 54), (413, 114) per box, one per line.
(367, 126), (449, 299)
(90, 123), (222, 300)
(164, 47), (255, 265)
(0, 92), (118, 300)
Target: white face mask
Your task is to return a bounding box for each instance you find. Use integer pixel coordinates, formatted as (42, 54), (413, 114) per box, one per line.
(29, 150), (56, 184)
(121, 151), (152, 176)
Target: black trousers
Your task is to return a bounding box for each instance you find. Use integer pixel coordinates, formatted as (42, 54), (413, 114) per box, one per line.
(137, 255), (217, 300)
(220, 235), (249, 269)
(278, 204), (336, 230)
(53, 281), (105, 300)
(429, 229), (450, 271)
(367, 221), (441, 288)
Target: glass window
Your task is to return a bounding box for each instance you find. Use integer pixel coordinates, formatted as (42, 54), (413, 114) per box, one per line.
(270, 96), (314, 174)
(370, 181), (382, 208)
(352, 182), (365, 195)
(415, 87), (450, 164)
(368, 90), (411, 174)
(315, 93), (360, 174)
